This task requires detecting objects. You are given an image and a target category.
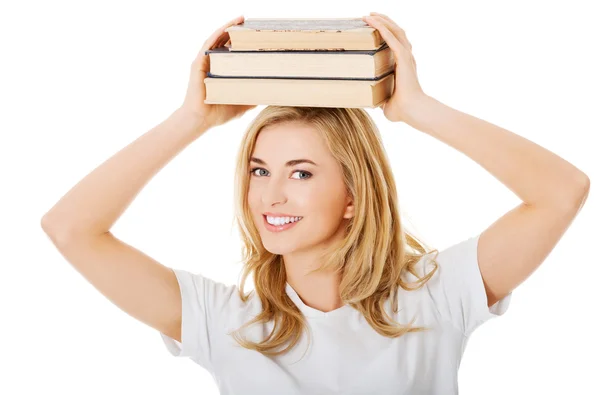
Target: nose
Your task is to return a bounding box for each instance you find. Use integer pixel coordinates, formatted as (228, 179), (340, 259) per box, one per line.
(261, 173), (288, 207)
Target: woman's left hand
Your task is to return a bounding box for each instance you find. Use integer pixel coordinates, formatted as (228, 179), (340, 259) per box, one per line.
(362, 12), (427, 123)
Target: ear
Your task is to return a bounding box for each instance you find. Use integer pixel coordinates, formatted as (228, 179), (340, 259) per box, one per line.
(343, 196), (355, 219)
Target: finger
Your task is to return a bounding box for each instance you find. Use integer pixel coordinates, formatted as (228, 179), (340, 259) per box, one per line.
(369, 12), (407, 39)
(363, 16), (407, 61)
(213, 33), (230, 49)
(369, 13), (412, 51)
(196, 15), (245, 62)
(209, 15), (244, 46)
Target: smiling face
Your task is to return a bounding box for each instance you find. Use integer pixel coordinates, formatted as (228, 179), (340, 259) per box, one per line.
(247, 121), (354, 257)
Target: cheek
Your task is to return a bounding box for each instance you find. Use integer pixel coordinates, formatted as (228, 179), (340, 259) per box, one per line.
(247, 185), (258, 204)
(247, 180), (265, 203)
(305, 185), (347, 225)
(246, 179), (345, 220)
(247, 188), (262, 221)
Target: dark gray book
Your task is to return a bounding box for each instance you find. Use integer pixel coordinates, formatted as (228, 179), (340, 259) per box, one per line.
(205, 43), (394, 80)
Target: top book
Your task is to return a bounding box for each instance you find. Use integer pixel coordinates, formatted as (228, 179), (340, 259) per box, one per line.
(224, 17), (385, 51)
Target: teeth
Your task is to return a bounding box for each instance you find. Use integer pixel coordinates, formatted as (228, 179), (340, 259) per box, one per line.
(266, 216), (302, 226)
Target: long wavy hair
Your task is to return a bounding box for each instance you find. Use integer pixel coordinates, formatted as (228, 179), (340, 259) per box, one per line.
(228, 106), (439, 358)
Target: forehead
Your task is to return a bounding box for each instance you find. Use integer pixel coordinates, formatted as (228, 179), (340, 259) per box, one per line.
(252, 122), (330, 159)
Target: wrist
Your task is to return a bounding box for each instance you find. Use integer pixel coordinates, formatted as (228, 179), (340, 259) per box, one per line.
(400, 94), (436, 125)
(172, 107), (212, 135)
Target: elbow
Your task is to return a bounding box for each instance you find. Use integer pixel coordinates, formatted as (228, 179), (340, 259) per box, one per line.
(572, 172), (590, 205)
(41, 212), (62, 233)
(577, 175), (590, 210)
(41, 214), (108, 244)
(559, 172), (590, 212)
(41, 214), (55, 234)
(580, 173), (590, 192)
(536, 172), (590, 212)
(41, 214), (74, 245)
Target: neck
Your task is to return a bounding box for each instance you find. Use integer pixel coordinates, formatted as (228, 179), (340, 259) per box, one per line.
(284, 255), (344, 313)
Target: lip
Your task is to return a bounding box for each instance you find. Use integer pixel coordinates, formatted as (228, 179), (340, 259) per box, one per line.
(263, 214), (303, 233)
(263, 212), (302, 218)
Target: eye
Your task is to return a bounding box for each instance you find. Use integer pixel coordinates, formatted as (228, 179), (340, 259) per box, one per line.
(249, 167), (312, 180)
(250, 167), (269, 177)
(291, 170), (312, 180)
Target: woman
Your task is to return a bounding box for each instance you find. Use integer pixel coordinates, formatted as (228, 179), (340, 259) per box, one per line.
(41, 13), (590, 394)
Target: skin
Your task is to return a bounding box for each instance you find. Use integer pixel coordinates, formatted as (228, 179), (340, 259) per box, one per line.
(247, 121), (355, 313)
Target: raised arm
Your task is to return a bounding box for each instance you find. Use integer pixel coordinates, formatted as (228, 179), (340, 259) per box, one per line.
(41, 15), (256, 343)
(41, 110), (209, 342)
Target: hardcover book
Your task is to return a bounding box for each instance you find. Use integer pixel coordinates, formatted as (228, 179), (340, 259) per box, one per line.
(224, 18), (385, 51)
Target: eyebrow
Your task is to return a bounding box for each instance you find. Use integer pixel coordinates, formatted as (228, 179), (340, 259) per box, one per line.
(250, 157), (318, 167)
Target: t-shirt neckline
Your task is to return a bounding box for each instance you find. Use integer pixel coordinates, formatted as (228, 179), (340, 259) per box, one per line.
(285, 282), (353, 319)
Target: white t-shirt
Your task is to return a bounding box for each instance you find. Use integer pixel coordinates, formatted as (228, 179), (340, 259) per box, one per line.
(160, 233), (511, 394)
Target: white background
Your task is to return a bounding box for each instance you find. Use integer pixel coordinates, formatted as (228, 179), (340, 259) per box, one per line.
(2, 0), (598, 394)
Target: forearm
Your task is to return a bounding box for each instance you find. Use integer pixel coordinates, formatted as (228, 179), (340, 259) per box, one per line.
(403, 95), (590, 208)
(42, 109), (209, 239)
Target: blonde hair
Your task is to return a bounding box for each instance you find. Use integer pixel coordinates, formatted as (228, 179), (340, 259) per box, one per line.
(228, 106), (439, 358)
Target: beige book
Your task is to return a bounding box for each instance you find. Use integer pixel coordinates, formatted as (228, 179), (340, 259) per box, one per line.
(203, 72), (394, 108)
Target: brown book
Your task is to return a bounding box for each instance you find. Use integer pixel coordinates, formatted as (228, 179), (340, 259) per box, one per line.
(224, 18), (385, 51)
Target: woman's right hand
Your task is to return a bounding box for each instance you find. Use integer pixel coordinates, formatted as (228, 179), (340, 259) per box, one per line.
(179, 15), (257, 130)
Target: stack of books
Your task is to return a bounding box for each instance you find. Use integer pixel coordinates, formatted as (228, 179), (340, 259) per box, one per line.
(203, 17), (396, 108)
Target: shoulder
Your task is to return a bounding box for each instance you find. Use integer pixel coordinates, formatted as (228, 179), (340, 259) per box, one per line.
(171, 268), (261, 324)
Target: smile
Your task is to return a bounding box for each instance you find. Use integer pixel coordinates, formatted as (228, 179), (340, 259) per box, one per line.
(263, 215), (303, 233)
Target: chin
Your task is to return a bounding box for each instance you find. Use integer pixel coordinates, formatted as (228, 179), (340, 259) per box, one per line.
(255, 215), (313, 255)
(261, 239), (297, 256)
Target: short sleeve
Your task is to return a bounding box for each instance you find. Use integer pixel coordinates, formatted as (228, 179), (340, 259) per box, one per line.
(159, 268), (237, 371)
(423, 233), (512, 337)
